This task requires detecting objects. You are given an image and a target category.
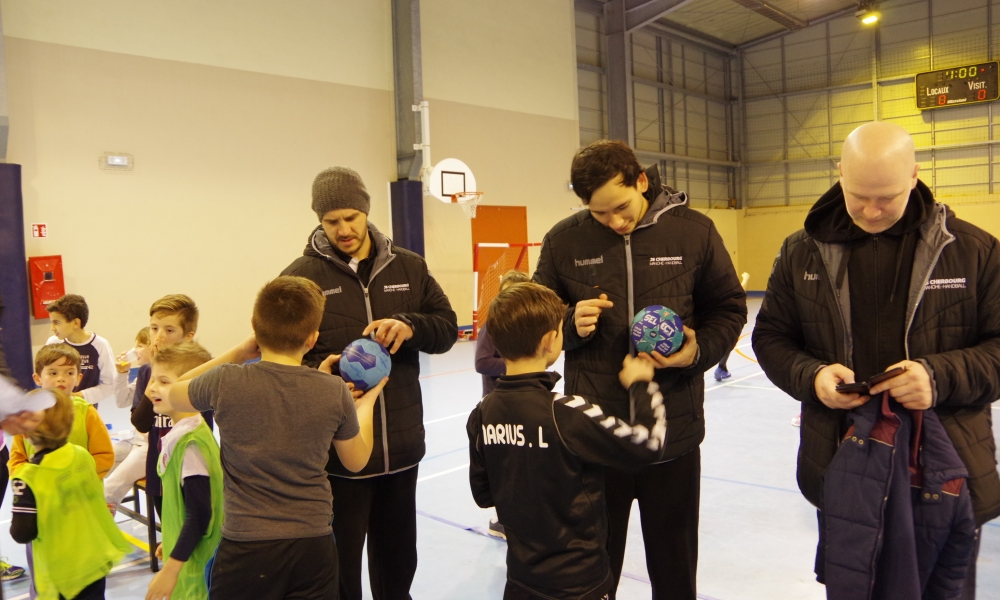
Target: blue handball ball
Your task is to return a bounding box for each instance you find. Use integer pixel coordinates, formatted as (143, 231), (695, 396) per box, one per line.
(339, 338), (392, 392)
(630, 305), (685, 356)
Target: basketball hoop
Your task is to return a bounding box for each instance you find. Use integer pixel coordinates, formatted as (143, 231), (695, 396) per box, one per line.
(451, 191), (484, 218)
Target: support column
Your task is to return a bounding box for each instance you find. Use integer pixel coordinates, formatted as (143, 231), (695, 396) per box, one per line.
(391, 0), (425, 255)
(605, 0), (635, 145)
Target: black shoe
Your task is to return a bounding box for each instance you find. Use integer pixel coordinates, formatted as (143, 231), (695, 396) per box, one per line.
(487, 518), (506, 541)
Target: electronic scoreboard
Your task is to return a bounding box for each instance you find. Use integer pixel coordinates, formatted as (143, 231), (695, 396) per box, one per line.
(915, 62), (999, 110)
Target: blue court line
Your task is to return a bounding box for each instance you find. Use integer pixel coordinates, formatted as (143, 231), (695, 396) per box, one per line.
(423, 445), (467, 461)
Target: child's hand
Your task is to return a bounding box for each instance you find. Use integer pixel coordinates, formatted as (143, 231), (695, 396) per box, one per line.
(231, 335), (261, 364)
(619, 355), (655, 388)
(155, 543), (163, 560)
(318, 356), (365, 399)
(318, 353), (341, 374)
(355, 377), (388, 409)
(0, 411), (44, 436)
(638, 326), (698, 369)
(145, 556), (181, 600)
(115, 360), (130, 374)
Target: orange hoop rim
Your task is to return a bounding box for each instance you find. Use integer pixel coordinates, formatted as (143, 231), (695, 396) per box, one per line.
(450, 191), (484, 204)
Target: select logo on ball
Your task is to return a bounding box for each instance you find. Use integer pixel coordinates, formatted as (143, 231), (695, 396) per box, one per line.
(630, 305), (684, 356)
(339, 338), (392, 392)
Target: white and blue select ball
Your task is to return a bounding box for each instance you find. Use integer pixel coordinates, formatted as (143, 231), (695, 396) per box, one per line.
(630, 305), (685, 356)
(339, 338), (392, 392)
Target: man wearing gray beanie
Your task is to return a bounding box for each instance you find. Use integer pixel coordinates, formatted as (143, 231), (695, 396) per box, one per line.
(281, 167), (458, 600)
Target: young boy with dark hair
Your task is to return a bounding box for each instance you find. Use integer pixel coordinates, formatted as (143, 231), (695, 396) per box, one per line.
(128, 294), (204, 515)
(167, 276), (386, 600)
(144, 342), (222, 600)
(44, 294), (117, 405)
(10, 388), (130, 600)
(474, 269), (531, 540)
(467, 282), (667, 600)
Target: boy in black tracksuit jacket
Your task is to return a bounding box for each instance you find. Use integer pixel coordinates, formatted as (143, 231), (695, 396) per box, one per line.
(467, 282), (667, 600)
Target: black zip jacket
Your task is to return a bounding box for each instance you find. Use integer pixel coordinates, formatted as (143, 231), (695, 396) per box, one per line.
(753, 180), (1000, 526)
(467, 372), (667, 599)
(282, 224), (458, 477)
(533, 167), (747, 460)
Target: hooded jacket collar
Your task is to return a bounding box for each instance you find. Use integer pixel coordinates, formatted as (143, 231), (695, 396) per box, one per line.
(804, 180), (932, 243)
(304, 221), (396, 279)
(494, 371), (562, 393)
(636, 164), (688, 229)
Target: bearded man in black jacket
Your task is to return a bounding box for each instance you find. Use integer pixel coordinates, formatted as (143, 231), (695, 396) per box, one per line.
(753, 122), (1000, 598)
(533, 141), (747, 600)
(281, 167), (458, 600)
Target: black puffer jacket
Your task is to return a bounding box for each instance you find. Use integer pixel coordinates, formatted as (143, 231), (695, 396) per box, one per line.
(753, 181), (1000, 526)
(533, 167), (747, 460)
(282, 224), (458, 477)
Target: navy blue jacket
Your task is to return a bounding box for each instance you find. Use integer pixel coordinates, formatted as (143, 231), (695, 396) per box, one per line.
(818, 393), (976, 599)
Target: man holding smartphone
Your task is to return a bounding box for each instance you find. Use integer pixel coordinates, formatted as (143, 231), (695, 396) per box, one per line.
(753, 122), (1000, 598)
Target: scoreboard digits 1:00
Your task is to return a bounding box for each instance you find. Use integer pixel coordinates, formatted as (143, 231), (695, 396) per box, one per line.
(916, 62), (999, 110)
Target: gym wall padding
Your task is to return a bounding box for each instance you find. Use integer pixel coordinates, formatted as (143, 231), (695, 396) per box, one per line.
(0, 164), (34, 390)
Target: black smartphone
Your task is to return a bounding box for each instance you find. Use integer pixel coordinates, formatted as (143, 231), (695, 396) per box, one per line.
(867, 366), (907, 387)
(835, 366), (907, 394)
(835, 382), (869, 394)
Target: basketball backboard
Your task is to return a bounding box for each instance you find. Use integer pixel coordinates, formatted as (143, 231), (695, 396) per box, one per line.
(427, 158), (477, 203)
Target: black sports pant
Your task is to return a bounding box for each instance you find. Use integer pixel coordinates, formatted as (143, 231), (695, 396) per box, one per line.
(0, 446), (9, 507)
(329, 466), (419, 600)
(605, 448), (701, 600)
(60, 577), (105, 600)
(209, 534), (338, 600)
(503, 582), (609, 600)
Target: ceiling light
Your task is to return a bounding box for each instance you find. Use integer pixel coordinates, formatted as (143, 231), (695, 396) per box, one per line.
(856, 2), (880, 25)
(859, 10), (880, 24)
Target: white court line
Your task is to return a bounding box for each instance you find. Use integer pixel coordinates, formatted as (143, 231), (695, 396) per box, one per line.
(6, 557), (151, 600)
(424, 412), (469, 425)
(418, 463), (469, 483)
(719, 384), (778, 391)
(705, 371), (764, 393)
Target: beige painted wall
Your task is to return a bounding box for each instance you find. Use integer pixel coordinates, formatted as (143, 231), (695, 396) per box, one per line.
(422, 0), (578, 121)
(1, 0), (394, 90)
(8, 38), (396, 354)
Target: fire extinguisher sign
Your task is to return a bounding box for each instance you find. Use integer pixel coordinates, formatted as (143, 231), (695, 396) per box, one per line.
(31, 223), (48, 238)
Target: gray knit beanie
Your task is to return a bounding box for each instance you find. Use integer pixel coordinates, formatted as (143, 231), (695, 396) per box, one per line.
(312, 167), (370, 218)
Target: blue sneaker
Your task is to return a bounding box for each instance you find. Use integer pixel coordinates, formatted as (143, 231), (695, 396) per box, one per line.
(713, 367), (732, 381)
(0, 558), (26, 581)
